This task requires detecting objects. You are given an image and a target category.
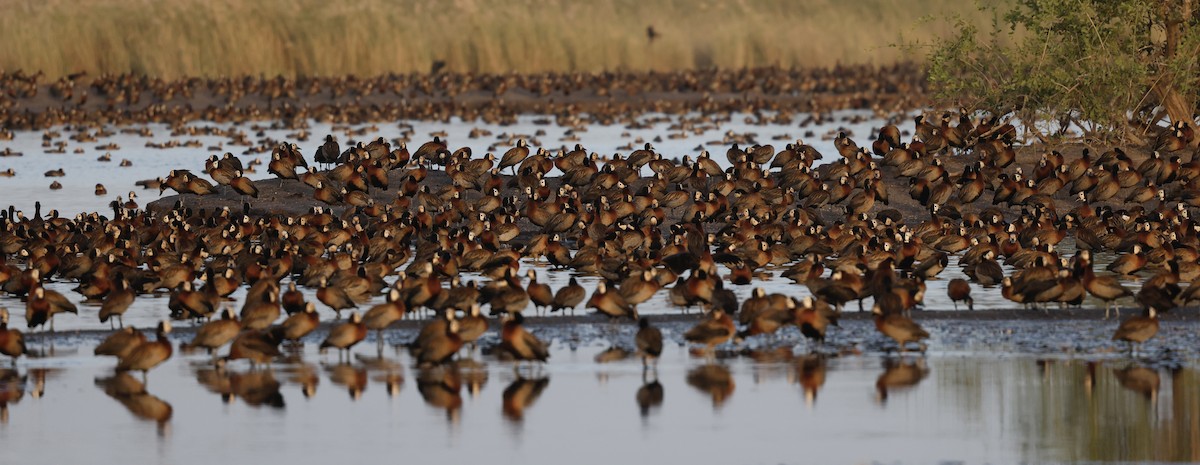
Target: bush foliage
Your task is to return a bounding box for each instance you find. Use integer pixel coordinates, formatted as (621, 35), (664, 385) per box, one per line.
(916, 0), (1200, 142)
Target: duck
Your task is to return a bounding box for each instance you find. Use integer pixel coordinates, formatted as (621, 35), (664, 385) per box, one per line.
(226, 330), (283, 368)
(634, 317), (663, 368)
(1112, 308), (1159, 356)
(1077, 251), (1133, 319)
(550, 277), (585, 314)
(0, 309), (27, 364)
(499, 313), (549, 365)
(117, 321), (173, 381)
(184, 308), (241, 356)
(26, 287), (77, 332)
(317, 277), (358, 320)
(947, 278), (973, 311)
(793, 297), (833, 346)
(587, 281), (636, 321)
(524, 271), (554, 314)
(320, 311), (367, 359)
(94, 326), (147, 359)
(274, 302), (320, 345)
(363, 288), (406, 350)
(240, 289), (281, 330)
(683, 309), (735, 355)
(872, 304), (929, 352)
(98, 278), (134, 328)
(411, 317), (464, 366)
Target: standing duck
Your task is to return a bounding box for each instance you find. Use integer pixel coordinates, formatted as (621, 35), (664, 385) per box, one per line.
(550, 277), (585, 314)
(1112, 308), (1159, 356)
(0, 309), (27, 364)
(117, 321), (173, 382)
(635, 317), (663, 368)
(94, 327), (146, 359)
(26, 287), (77, 332)
(320, 312), (367, 360)
(274, 302), (320, 345)
(872, 304), (929, 352)
(99, 278), (135, 328)
(499, 313), (549, 366)
(683, 309), (735, 355)
(185, 309), (241, 357)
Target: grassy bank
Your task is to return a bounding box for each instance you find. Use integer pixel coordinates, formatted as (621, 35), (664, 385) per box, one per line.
(0, 0), (995, 78)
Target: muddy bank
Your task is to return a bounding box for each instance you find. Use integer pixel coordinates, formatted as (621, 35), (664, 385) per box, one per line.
(0, 65), (928, 130)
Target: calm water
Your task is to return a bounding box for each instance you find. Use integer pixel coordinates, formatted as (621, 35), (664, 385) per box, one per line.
(0, 341), (1194, 464)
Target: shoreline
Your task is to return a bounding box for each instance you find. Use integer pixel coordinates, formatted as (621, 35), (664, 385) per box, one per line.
(0, 65), (929, 130)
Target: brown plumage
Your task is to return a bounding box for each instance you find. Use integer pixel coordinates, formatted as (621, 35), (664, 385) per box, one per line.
(1079, 252), (1133, 319)
(230, 173), (259, 198)
(318, 277), (358, 320)
(117, 321), (173, 379)
(550, 277), (585, 314)
(794, 297), (833, 345)
(947, 278), (973, 311)
(499, 313), (549, 363)
(587, 281), (637, 321)
(525, 271), (554, 314)
(451, 302), (485, 341)
(26, 286), (77, 331)
(0, 309), (27, 364)
(1112, 308), (1159, 356)
(363, 288), (406, 349)
(94, 326), (147, 359)
(684, 309), (735, 353)
(240, 289), (281, 331)
(872, 305), (929, 352)
(635, 317), (663, 367)
(227, 329), (283, 367)
(281, 281), (307, 315)
(321, 311), (367, 358)
(412, 318), (464, 366)
(275, 302), (320, 344)
(185, 308), (241, 355)
(99, 279), (134, 328)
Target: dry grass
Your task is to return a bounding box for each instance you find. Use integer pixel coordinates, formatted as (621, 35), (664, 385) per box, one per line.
(0, 0), (996, 78)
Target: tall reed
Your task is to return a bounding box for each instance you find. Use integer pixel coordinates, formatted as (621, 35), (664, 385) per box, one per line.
(0, 0), (995, 78)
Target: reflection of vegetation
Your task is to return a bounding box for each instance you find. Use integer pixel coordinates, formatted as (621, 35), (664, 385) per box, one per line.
(0, 0), (996, 78)
(1018, 360), (1200, 462)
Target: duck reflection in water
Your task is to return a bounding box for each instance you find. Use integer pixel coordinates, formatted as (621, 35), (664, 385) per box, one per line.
(636, 370), (664, 419)
(193, 365), (285, 408)
(354, 353), (404, 398)
(0, 368), (25, 424)
(1113, 364), (1160, 403)
(95, 372), (172, 435)
(325, 363), (368, 400)
(875, 356), (928, 405)
(458, 359), (488, 399)
(594, 346), (631, 384)
(503, 375), (550, 422)
(279, 362), (319, 398)
(793, 354), (827, 408)
(687, 364), (734, 410)
(417, 365), (464, 424)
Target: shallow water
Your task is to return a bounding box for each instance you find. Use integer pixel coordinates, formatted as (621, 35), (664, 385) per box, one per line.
(0, 338), (1195, 464)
